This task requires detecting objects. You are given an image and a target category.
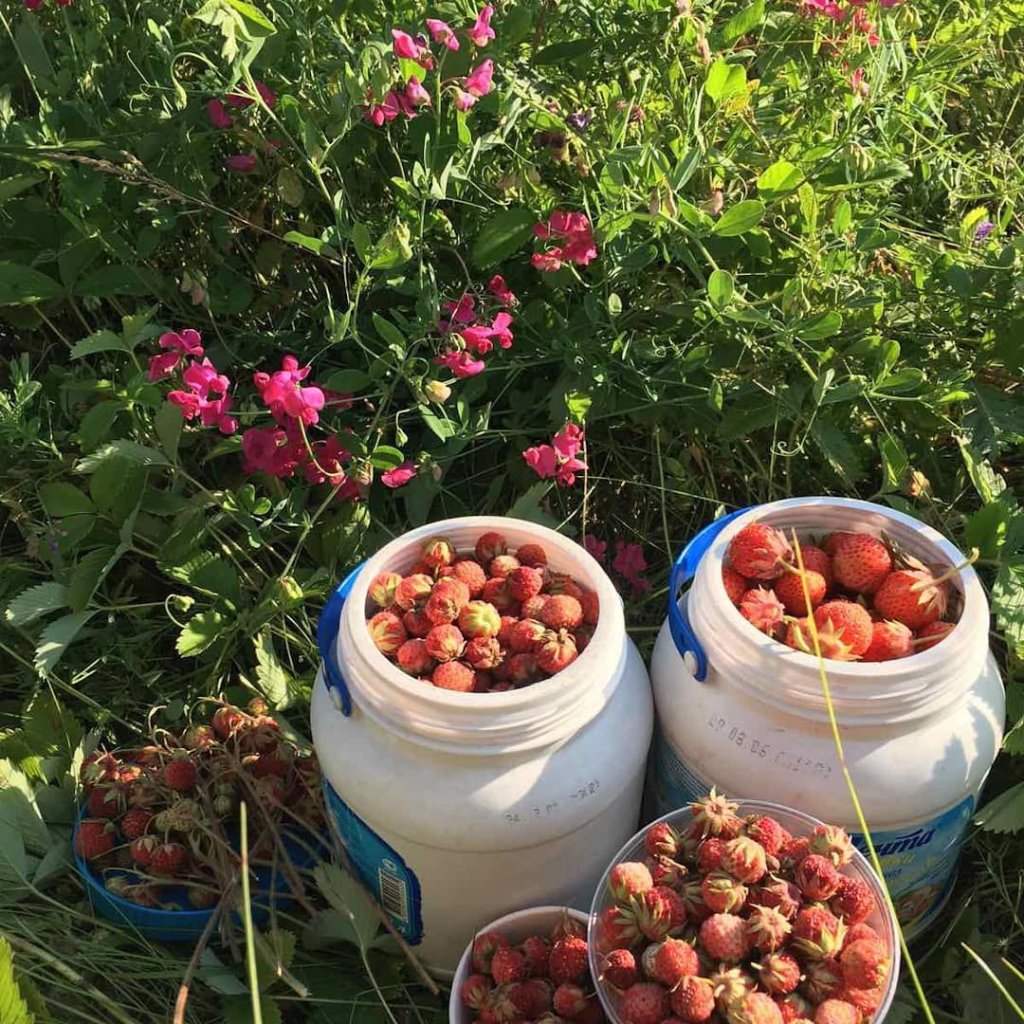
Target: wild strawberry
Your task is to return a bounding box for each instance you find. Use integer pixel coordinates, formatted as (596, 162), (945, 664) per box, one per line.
(732, 992), (784, 1024)
(813, 601), (873, 659)
(602, 948), (638, 990)
(845, 921), (882, 945)
(549, 935), (589, 985)
(88, 785), (122, 818)
(433, 575), (471, 606)
(575, 595), (598, 631)
(669, 975), (715, 1022)
(873, 568), (948, 629)
(80, 751), (118, 790)
(394, 573), (434, 611)
(544, 571), (584, 599)
(778, 834), (811, 870)
(747, 905), (792, 954)
(641, 937), (699, 986)
(516, 543), (548, 567)
(645, 821), (680, 860)
(507, 652), (539, 684)
(792, 907), (846, 960)
(491, 554), (521, 579)
(708, 966), (754, 1014)
(696, 837), (725, 874)
(775, 992), (814, 1023)
(403, 608), (433, 637)
(774, 569), (828, 616)
(482, 576), (516, 611)
(739, 588), (786, 635)
(822, 531), (858, 555)
(75, 819), (115, 861)
(163, 757), (197, 792)
(510, 618), (547, 652)
(596, 905), (641, 951)
(471, 930), (509, 974)
(424, 624), (465, 662)
(367, 610), (407, 655)
(651, 885), (686, 928)
(129, 833), (159, 866)
(431, 660), (475, 692)
(795, 854), (841, 901)
(212, 704), (245, 739)
(510, 978), (554, 1017)
(745, 815), (786, 856)
(521, 594), (548, 619)
(181, 724), (216, 750)
(690, 789), (742, 838)
(700, 871), (747, 914)
(508, 565), (544, 602)
(721, 836), (767, 883)
(722, 567), (749, 607)
(465, 636), (504, 669)
(861, 618), (913, 661)
(369, 571), (403, 608)
(492, 946), (529, 985)
(831, 984), (883, 1017)
(830, 534), (892, 594)
(476, 531), (508, 562)
(497, 614), (520, 646)
(795, 544), (833, 584)
(749, 877), (802, 920)
(553, 983), (588, 1018)
(839, 938), (889, 988)
(699, 914), (750, 962)
(521, 934), (550, 977)
(610, 861), (654, 901)
(806, 824), (854, 867)
(757, 951), (801, 995)
(421, 535), (456, 569)
(150, 841), (187, 876)
(726, 523), (793, 580)
(456, 600), (501, 639)
(811, 999), (858, 1024)
(441, 559), (487, 596)
(915, 619), (954, 650)
(537, 630), (578, 674)
(424, 591), (463, 626)
(540, 594), (584, 630)
(120, 807), (152, 841)
(618, 982), (669, 1024)
(830, 876), (875, 924)
(396, 638), (434, 675)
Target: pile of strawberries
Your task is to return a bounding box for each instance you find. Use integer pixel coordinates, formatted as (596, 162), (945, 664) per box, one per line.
(593, 791), (893, 1024)
(74, 698), (323, 911)
(722, 522), (962, 662)
(366, 530), (599, 692)
(460, 915), (607, 1024)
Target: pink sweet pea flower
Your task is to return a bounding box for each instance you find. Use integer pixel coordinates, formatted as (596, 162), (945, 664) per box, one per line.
(381, 462), (417, 488)
(441, 294), (477, 326)
(225, 153), (258, 173)
(24, 0), (43, 9)
(490, 311), (514, 349)
(531, 249), (564, 272)
(802, 0), (843, 18)
(465, 59), (494, 98)
(612, 540), (651, 595)
(405, 76), (431, 107)
(849, 67), (869, 97)
(523, 424), (587, 486)
(852, 8), (879, 44)
(160, 329), (204, 356)
(147, 352), (180, 381)
(436, 350), (486, 378)
(255, 80), (277, 107)
(392, 28), (422, 60)
(468, 5), (496, 47)
(460, 324), (495, 355)
(552, 423), (584, 459)
(453, 89), (477, 112)
(168, 390), (201, 419)
(879, 0), (904, 6)
(487, 274), (517, 306)
(227, 79), (276, 109)
(182, 358), (229, 399)
(533, 211), (598, 269)
(426, 18), (460, 50)
(523, 443), (558, 479)
(206, 99), (234, 129)
(582, 535), (607, 563)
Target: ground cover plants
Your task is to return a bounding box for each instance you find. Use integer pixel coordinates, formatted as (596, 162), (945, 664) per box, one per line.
(0, 0), (1022, 1020)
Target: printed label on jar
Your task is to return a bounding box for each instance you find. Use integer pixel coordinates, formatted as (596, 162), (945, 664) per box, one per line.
(324, 780), (424, 944)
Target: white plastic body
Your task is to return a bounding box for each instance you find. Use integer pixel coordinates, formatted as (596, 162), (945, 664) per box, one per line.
(312, 517), (654, 974)
(648, 497), (1005, 940)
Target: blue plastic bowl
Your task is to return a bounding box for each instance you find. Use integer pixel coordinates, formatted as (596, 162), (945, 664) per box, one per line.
(73, 810), (325, 941)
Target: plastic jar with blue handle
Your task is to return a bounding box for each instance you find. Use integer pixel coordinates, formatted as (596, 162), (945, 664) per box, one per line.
(311, 516), (653, 974)
(647, 496), (1005, 941)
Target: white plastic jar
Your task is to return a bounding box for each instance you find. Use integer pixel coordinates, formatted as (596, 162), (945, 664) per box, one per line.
(647, 496), (1005, 940)
(311, 516), (653, 974)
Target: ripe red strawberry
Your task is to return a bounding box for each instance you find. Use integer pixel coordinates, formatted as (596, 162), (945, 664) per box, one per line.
(549, 935), (589, 986)
(75, 819), (115, 861)
(749, 877), (802, 920)
(830, 533), (892, 594)
(739, 588), (786, 635)
(471, 930), (509, 974)
(540, 594), (584, 630)
(475, 531), (508, 562)
(497, 614), (519, 647)
(550, 912), (586, 942)
(861, 619), (913, 661)
(602, 948), (638, 990)
(829, 876), (875, 924)
(831, 984), (883, 1018)
(745, 815), (786, 856)
(644, 821), (680, 860)
(553, 982), (589, 1018)
(424, 624), (465, 662)
(720, 836), (767, 883)
(796, 544), (833, 585)
(697, 837), (725, 873)
(873, 568), (947, 629)
(822, 531), (857, 556)
(88, 785), (122, 819)
(424, 591), (462, 626)
(80, 751), (118, 790)
(795, 854), (841, 900)
(367, 610), (407, 654)
(699, 914), (750, 962)
(757, 951), (801, 995)
(747, 905), (792, 954)
(120, 807), (152, 841)
(839, 938), (890, 988)
(432, 576), (471, 607)
(403, 608), (432, 637)
(516, 543), (548, 567)
(490, 554), (521, 579)
(618, 982), (669, 1024)
(722, 566), (749, 607)
(491, 945), (529, 985)
(431, 660), (475, 692)
(396, 638), (434, 675)
(464, 636), (504, 670)
(812, 998), (859, 1024)
(421, 535), (456, 569)
(537, 630), (578, 674)
(510, 618), (547, 653)
(130, 834), (159, 866)
(163, 758), (197, 792)
(579, 591), (600, 625)
(846, 922), (882, 946)
(394, 573), (434, 611)
(807, 601), (873, 660)
(915, 619), (954, 651)
(521, 594), (548, 619)
(442, 559), (487, 597)
(641, 937), (699, 986)
(726, 523), (792, 580)
(670, 975), (715, 1022)
(520, 934), (550, 977)
(481, 577), (515, 611)
(792, 906), (846, 960)
(733, 992), (784, 1024)
(509, 978), (554, 1017)
(774, 569), (828, 616)
(507, 652), (539, 684)
(369, 571), (403, 608)
(150, 841), (187, 875)
(509, 565), (544, 601)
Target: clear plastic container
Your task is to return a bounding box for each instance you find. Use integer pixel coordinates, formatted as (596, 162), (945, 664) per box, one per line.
(311, 516), (653, 974)
(588, 800), (901, 1023)
(648, 497), (1005, 940)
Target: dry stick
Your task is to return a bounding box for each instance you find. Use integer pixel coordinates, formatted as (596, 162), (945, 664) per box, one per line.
(173, 894), (228, 1024)
(324, 804), (441, 996)
(790, 531), (938, 1024)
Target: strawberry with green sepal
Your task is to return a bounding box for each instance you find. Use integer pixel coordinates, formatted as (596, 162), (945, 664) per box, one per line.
(394, 573), (434, 611)
(537, 630), (578, 674)
(641, 937), (699, 986)
(424, 624), (465, 662)
(163, 756), (197, 792)
(367, 610), (407, 654)
(700, 870), (748, 913)
(795, 854), (841, 901)
(610, 861), (654, 901)
(369, 571), (403, 607)
(670, 975), (715, 1022)
(872, 568), (948, 629)
(726, 523), (793, 580)
(120, 806), (153, 841)
(861, 619), (913, 661)
(75, 819), (116, 861)
(791, 906), (846, 960)
(746, 905), (792, 954)
(757, 951), (801, 995)
(739, 588), (786, 635)
(720, 835), (767, 883)
(839, 938), (889, 988)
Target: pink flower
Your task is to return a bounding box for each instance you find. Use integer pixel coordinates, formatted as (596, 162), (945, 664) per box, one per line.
(851, 8), (879, 44)
(583, 535), (607, 563)
(436, 350), (486, 378)
(305, 435), (350, 485)
(182, 358), (229, 399)
(523, 444), (559, 479)
(24, 0), (44, 9)
(849, 67), (869, 96)
(468, 5), (496, 47)
(879, 0), (904, 6)
(490, 311), (514, 349)
(254, 356), (325, 425)
(160, 329), (204, 356)
(531, 249), (564, 272)
(392, 28), (423, 60)
(552, 423), (584, 460)
(487, 274), (516, 306)
(441, 294), (476, 329)
(523, 423), (587, 486)
(459, 312), (515, 354)
(426, 18), (460, 50)
(242, 427), (286, 475)
(405, 76), (431, 107)
(381, 462), (417, 488)
(254, 80), (277, 107)
(225, 153), (258, 173)
(533, 211), (598, 270)
(363, 88), (403, 125)
(227, 79), (276, 109)
(206, 99), (234, 129)
(465, 59), (494, 98)
(613, 541), (651, 595)
(453, 89), (477, 112)
(802, 0), (844, 18)
(148, 352), (180, 381)
(168, 390), (201, 419)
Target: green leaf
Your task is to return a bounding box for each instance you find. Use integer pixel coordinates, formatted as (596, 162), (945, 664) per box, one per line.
(223, 995), (282, 1024)
(712, 200), (765, 237)
(757, 160), (802, 198)
(507, 482), (561, 531)
(963, 384), (1024, 457)
(720, 0), (765, 44)
(975, 781), (1024, 834)
(223, 0), (275, 33)
(369, 445), (404, 470)
(0, 263), (63, 306)
(470, 207), (536, 268)
(69, 330), (127, 359)
(154, 402), (183, 462)
(878, 435), (909, 492)
(283, 231), (328, 254)
(833, 200), (853, 234)
(705, 59), (747, 104)
(0, 175), (44, 206)
(533, 39), (594, 64)
(992, 557), (1024, 659)
(371, 314), (405, 349)
(322, 369), (371, 393)
(5, 583), (68, 628)
(38, 483), (95, 518)
(77, 401), (125, 452)
(15, 10), (54, 85)
(33, 612), (95, 675)
(810, 420), (864, 484)
(73, 265), (157, 298)
(707, 269), (734, 309)
(0, 936), (34, 1024)
(75, 441), (169, 473)
(795, 310), (843, 341)
(176, 610), (226, 657)
(67, 547), (118, 612)
(311, 864), (380, 951)
(254, 632), (291, 707)
(965, 500), (1012, 560)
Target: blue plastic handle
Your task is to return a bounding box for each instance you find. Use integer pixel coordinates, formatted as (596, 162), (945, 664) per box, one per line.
(317, 563), (366, 717)
(668, 507), (754, 681)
